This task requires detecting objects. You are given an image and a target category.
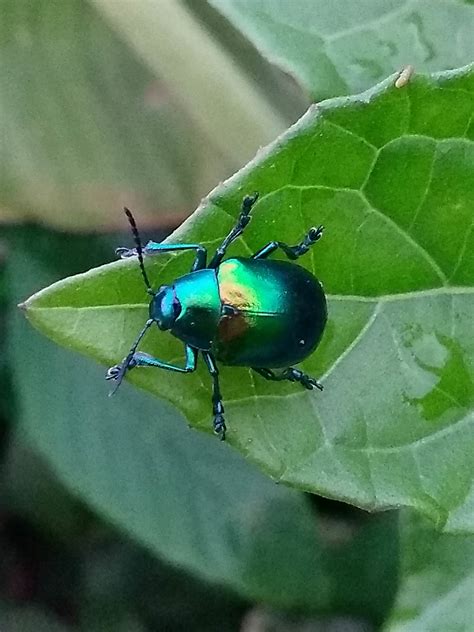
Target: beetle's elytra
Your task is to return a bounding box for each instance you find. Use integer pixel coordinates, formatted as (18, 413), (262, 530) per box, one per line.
(106, 193), (327, 440)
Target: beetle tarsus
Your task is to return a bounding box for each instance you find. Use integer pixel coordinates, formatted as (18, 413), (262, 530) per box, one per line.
(105, 361), (128, 396)
(105, 364), (122, 380)
(307, 225), (324, 244)
(288, 369), (323, 391)
(284, 225), (324, 259)
(305, 376), (323, 391)
(251, 224), (324, 261)
(105, 354), (138, 395)
(237, 192), (258, 231)
(253, 367), (323, 392)
(202, 352), (228, 439)
(213, 412), (227, 441)
(241, 192), (259, 218)
(115, 246), (137, 258)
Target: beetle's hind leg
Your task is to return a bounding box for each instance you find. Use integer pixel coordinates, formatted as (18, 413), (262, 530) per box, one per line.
(208, 192), (259, 268)
(253, 367), (323, 391)
(252, 225), (323, 260)
(202, 352), (227, 440)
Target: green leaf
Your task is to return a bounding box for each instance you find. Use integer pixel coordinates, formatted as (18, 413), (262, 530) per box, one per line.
(23, 65), (474, 531)
(210, 0), (474, 99)
(384, 512), (474, 632)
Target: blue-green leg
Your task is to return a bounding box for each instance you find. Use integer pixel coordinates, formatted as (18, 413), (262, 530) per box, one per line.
(208, 193), (259, 268)
(129, 345), (198, 372)
(202, 352), (226, 440)
(252, 225), (323, 260)
(117, 243), (207, 272)
(253, 367), (323, 391)
(106, 343), (197, 394)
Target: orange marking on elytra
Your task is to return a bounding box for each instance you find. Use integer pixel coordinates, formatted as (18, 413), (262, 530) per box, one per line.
(218, 310), (249, 342)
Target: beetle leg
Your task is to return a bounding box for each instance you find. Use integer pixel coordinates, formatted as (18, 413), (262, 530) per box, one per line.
(253, 367), (323, 391)
(252, 225), (324, 260)
(202, 352), (227, 440)
(106, 344), (197, 395)
(129, 345), (197, 372)
(105, 318), (155, 395)
(208, 192), (259, 268)
(116, 243), (207, 272)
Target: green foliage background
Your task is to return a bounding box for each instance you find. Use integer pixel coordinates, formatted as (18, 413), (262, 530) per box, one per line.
(1, 1), (473, 630)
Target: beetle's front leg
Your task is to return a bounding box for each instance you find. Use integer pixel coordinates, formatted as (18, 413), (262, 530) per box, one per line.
(106, 344), (197, 395)
(202, 352), (226, 440)
(105, 355), (140, 395)
(105, 318), (155, 394)
(127, 346), (197, 373)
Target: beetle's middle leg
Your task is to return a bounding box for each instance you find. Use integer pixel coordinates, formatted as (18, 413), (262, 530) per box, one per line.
(202, 352), (227, 440)
(208, 192), (259, 268)
(252, 225), (324, 260)
(253, 367), (323, 391)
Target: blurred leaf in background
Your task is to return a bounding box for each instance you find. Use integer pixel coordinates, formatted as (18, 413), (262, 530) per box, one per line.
(0, 605), (70, 632)
(209, 0), (474, 99)
(385, 512), (474, 632)
(0, 0), (303, 230)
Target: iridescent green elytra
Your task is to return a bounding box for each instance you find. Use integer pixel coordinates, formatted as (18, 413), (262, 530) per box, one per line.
(106, 194), (327, 440)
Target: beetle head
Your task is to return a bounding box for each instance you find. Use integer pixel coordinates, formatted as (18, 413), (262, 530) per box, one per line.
(150, 285), (182, 331)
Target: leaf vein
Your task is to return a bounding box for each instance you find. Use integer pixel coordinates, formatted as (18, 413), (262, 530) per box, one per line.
(364, 199), (448, 284)
(323, 0), (415, 43)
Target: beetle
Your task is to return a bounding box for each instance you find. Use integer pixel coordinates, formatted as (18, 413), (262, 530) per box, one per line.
(106, 193), (327, 439)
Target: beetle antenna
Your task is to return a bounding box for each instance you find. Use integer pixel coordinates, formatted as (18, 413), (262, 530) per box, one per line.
(123, 207), (153, 294)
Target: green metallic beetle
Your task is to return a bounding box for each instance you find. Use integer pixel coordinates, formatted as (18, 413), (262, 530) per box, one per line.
(106, 193), (327, 439)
